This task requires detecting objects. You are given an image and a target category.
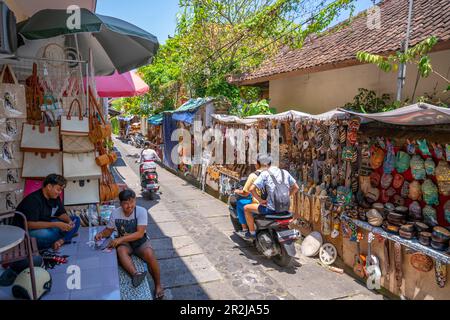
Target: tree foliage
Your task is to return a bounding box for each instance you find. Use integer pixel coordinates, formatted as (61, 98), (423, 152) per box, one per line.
(230, 99), (275, 117)
(131, 0), (355, 116)
(356, 36), (449, 105)
(356, 36), (440, 77)
(342, 88), (400, 114)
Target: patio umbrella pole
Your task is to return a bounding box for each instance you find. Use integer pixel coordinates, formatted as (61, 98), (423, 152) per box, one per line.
(74, 34), (88, 114)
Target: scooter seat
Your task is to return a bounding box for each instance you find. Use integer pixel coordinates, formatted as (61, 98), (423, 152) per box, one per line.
(255, 213), (293, 220)
(141, 162), (157, 171)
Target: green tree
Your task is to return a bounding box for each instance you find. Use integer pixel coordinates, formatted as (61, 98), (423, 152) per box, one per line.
(134, 0), (356, 116)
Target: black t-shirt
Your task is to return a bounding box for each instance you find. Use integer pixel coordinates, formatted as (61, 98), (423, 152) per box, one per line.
(13, 190), (66, 229)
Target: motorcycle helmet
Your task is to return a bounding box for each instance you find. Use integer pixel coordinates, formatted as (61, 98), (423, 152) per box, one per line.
(12, 267), (52, 300)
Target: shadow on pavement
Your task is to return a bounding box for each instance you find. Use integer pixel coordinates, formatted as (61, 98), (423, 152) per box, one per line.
(228, 233), (302, 275)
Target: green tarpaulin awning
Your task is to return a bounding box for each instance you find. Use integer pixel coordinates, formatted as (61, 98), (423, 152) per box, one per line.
(148, 113), (163, 126)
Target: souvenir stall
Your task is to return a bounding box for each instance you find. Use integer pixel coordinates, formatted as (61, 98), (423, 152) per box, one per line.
(0, 47), (119, 227)
(334, 104), (450, 299)
(206, 105), (450, 299)
(254, 110), (351, 259)
(162, 98), (216, 178)
(205, 114), (260, 198)
(147, 113), (164, 160)
(0, 12), (159, 228)
(0, 5), (159, 228)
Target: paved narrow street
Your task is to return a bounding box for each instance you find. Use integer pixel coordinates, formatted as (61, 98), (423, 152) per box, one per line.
(113, 137), (385, 300)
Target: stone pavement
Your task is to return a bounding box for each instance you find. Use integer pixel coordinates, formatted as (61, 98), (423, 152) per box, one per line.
(113, 137), (386, 300)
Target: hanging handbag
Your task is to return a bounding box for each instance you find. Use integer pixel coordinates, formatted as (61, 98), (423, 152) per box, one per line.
(95, 153), (110, 167)
(0, 118), (24, 142)
(0, 168), (22, 192)
(435, 160), (450, 196)
(63, 152), (102, 180)
(22, 152), (63, 178)
(0, 65), (27, 119)
(20, 114), (60, 152)
(99, 166), (119, 202)
(95, 142), (116, 166)
(88, 88), (111, 143)
(25, 63), (44, 122)
(370, 145), (385, 170)
(0, 141), (22, 169)
(61, 99), (89, 136)
(62, 135), (95, 153)
(64, 179), (100, 206)
(0, 190), (22, 214)
(40, 94), (64, 119)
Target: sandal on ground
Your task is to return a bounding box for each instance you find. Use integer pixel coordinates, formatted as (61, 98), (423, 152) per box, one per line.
(132, 271), (147, 288)
(52, 239), (65, 251)
(154, 289), (165, 300)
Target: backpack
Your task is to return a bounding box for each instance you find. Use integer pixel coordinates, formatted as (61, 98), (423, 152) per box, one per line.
(267, 169), (291, 213)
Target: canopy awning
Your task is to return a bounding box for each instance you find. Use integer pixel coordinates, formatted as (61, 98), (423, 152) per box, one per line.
(148, 113), (163, 126)
(246, 110), (311, 120)
(311, 109), (348, 120)
(340, 103), (450, 126)
(167, 97), (214, 124)
(211, 114), (258, 126)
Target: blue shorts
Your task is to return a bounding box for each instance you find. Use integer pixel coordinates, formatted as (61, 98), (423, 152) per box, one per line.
(258, 205), (277, 216)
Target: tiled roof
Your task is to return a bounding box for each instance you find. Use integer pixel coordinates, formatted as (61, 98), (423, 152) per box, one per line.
(231, 0), (450, 85)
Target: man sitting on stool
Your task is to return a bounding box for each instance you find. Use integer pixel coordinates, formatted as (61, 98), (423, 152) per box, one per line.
(13, 174), (80, 251)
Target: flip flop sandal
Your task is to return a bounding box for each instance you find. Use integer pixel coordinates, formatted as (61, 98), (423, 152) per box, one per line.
(155, 290), (165, 300)
(323, 132), (331, 150)
(339, 126), (347, 144)
(352, 175), (359, 193)
(352, 150), (358, 163)
(348, 118), (361, 132)
(132, 271), (148, 288)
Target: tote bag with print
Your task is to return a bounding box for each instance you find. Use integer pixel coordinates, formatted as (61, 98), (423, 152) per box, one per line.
(0, 168), (22, 192)
(0, 141), (22, 169)
(0, 65), (26, 119)
(0, 118), (24, 142)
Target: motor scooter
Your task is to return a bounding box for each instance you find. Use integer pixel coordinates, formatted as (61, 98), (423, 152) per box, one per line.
(228, 179), (300, 267)
(140, 160), (159, 200)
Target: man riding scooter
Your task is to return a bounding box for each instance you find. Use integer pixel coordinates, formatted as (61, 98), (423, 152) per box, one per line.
(244, 154), (299, 238)
(139, 142), (161, 164)
(137, 142), (161, 199)
(229, 155), (300, 267)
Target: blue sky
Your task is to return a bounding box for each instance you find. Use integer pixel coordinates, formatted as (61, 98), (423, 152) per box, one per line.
(96, 0), (180, 44)
(96, 0), (376, 45)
